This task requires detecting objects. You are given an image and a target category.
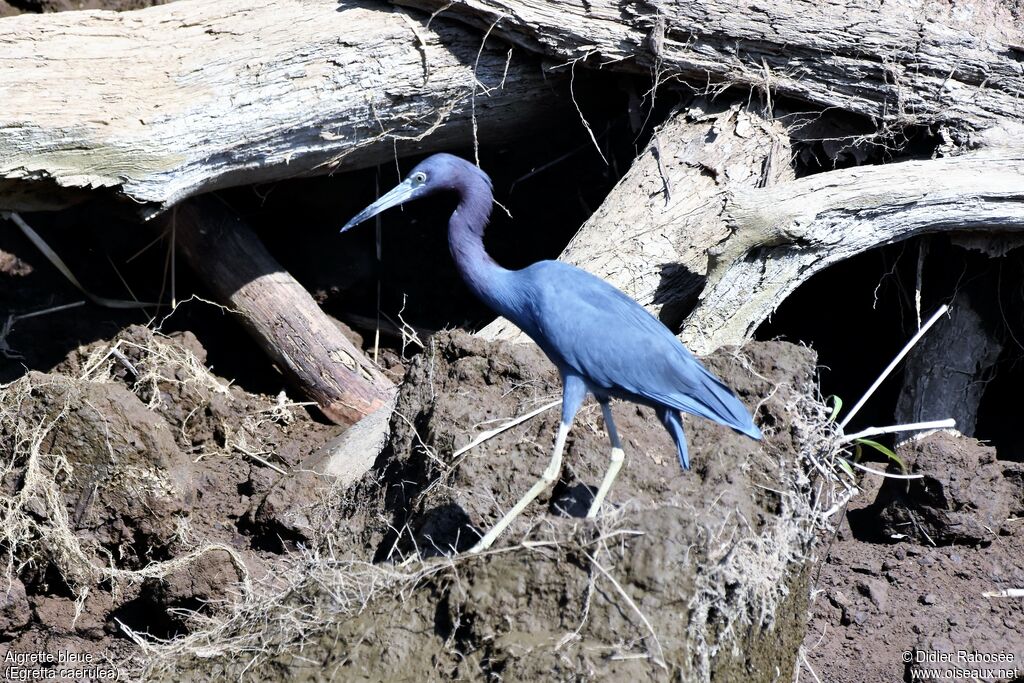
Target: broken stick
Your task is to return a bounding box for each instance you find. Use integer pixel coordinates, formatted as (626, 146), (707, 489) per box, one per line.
(171, 196), (396, 426)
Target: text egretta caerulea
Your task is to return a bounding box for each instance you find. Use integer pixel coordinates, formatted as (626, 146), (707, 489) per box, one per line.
(341, 153), (762, 553)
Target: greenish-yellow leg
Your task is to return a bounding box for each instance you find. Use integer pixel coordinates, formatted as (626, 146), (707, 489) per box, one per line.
(469, 422), (570, 553)
(587, 402), (625, 518)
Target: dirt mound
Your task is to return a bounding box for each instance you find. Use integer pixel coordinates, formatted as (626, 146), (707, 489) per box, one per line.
(147, 331), (827, 682)
(875, 432), (1014, 545)
(0, 325), (340, 676)
(804, 433), (1024, 682)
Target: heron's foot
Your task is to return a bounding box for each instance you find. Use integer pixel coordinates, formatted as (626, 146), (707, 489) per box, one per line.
(465, 421), (571, 555)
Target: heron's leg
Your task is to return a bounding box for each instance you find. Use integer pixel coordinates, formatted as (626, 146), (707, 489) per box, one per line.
(587, 401), (625, 518)
(469, 375), (587, 554)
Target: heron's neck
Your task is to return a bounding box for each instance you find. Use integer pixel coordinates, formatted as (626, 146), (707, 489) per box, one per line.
(447, 180), (511, 314)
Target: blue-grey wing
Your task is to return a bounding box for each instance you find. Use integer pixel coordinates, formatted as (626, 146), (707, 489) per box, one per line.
(520, 262), (760, 439)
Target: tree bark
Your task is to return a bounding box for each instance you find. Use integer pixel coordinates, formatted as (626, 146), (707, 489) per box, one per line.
(171, 197), (396, 426)
(0, 0), (562, 212)
(396, 0), (1024, 138)
(479, 100), (793, 341)
(681, 126), (1024, 354)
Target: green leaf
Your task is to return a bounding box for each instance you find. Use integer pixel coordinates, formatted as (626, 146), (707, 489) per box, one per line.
(825, 395), (843, 423)
(853, 437), (908, 474)
(837, 458), (856, 479)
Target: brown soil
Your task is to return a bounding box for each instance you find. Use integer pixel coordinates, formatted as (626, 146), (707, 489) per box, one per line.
(801, 433), (1024, 682)
(136, 330), (823, 682)
(0, 325), (342, 678)
(0, 316), (825, 682)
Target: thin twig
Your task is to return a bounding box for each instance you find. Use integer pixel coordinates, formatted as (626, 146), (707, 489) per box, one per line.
(569, 58), (607, 165)
(452, 399), (560, 458)
(840, 458), (923, 480)
(470, 15), (505, 167)
(839, 304), (948, 429)
(839, 418), (956, 444)
(234, 444), (287, 476)
(170, 206), (177, 308)
(3, 212), (154, 309)
(13, 301), (86, 321)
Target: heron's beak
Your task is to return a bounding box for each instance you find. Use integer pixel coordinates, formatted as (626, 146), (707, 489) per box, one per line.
(340, 179), (417, 233)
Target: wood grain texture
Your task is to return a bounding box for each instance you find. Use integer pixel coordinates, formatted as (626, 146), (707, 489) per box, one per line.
(682, 126), (1024, 354)
(479, 101), (792, 342)
(0, 0), (561, 212)
(171, 197), (396, 426)
(397, 0), (1024, 136)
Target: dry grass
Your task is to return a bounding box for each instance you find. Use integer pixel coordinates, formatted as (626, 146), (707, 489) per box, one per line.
(685, 363), (837, 681)
(0, 324), (306, 676)
(2, 323), (852, 682)
(0, 373), (252, 618)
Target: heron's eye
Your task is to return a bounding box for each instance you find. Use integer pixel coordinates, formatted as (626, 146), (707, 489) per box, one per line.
(412, 171), (427, 185)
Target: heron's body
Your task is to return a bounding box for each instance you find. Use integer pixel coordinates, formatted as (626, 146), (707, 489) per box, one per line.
(342, 153), (761, 552)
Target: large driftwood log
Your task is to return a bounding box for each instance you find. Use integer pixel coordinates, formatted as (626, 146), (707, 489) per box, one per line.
(0, 0), (561, 212)
(398, 0), (1024, 137)
(479, 101), (792, 342)
(682, 128), (1024, 354)
(483, 117), (1024, 356)
(171, 197), (396, 426)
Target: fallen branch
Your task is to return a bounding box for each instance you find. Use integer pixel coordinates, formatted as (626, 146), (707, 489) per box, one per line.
(170, 196), (396, 426)
(682, 139), (1024, 353)
(398, 0), (1024, 137)
(0, 0), (562, 212)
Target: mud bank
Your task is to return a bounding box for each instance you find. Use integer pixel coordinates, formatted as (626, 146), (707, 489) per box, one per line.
(143, 331), (826, 682)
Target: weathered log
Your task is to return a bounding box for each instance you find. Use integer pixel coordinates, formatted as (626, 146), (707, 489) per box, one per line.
(484, 118), (1024, 356)
(479, 100), (792, 342)
(397, 0), (1024, 138)
(170, 197), (396, 426)
(682, 127), (1024, 354)
(0, 0), (562, 212)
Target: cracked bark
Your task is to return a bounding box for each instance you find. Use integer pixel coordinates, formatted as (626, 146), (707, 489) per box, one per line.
(396, 0), (1024, 137)
(0, 0), (563, 212)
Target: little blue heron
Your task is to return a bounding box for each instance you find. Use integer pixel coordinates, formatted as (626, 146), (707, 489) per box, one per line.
(342, 153), (761, 553)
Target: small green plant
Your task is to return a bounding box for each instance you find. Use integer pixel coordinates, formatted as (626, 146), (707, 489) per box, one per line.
(851, 437), (909, 475)
(825, 394), (910, 477)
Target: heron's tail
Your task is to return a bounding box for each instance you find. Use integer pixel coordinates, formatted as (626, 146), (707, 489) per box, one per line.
(676, 364), (762, 441)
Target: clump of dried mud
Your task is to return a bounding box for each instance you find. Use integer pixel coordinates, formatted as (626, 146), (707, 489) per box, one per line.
(0, 325), (340, 677)
(802, 432), (1024, 682)
(142, 331), (827, 682)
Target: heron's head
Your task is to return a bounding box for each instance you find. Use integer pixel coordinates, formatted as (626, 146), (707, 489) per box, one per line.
(340, 153), (489, 233)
